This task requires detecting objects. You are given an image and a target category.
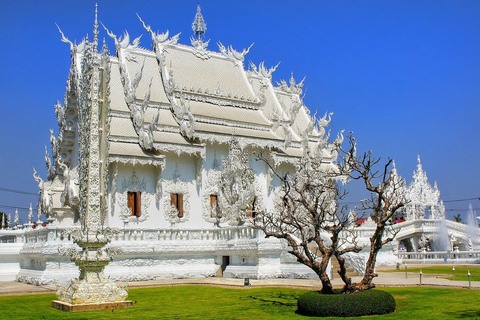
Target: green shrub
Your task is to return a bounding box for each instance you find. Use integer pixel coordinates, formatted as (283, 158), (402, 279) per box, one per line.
(297, 289), (396, 317)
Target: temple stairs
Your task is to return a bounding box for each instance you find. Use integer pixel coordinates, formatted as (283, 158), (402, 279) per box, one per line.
(330, 258), (359, 280)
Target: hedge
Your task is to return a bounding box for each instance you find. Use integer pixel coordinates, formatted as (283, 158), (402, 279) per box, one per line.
(297, 289), (396, 317)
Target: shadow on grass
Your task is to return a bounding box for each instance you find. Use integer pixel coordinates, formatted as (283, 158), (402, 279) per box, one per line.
(444, 309), (480, 319)
(246, 292), (298, 307)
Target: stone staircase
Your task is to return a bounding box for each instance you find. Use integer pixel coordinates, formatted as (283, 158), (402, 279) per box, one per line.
(306, 243), (360, 279)
(330, 258), (359, 279)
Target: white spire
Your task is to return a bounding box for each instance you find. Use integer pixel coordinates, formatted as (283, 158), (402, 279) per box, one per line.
(37, 203), (42, 223)
(28, 203), (33, 224)
(93, 3), (99, 52)
(416, 154), (423, 173)
(192, 4), (207, 39)
(14, 208), (19, 227)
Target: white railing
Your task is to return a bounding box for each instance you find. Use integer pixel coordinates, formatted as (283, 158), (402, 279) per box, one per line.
(397, 250), (480, 261)
(112, 227), (257, 242)
(353, 219), (479, 242)
(17, 226), (258, 244)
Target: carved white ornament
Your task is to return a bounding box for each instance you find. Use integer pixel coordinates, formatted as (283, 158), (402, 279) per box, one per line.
(276, 73), (305, 96)
(219, 140), (257, 225)
(202, 169), (222, 223)
(248, 61), (279, 79)
(110, 163), (118, 215)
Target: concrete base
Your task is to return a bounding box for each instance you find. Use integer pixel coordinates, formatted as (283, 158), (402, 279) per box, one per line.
(51, 300), (133, 312)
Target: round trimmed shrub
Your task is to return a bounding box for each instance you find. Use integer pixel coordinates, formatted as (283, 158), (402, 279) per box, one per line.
(297, 289), (395, 317)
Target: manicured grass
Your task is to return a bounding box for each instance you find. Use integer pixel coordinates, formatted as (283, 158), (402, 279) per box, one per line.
(0, 286), (479, 319)
(393, 265), (480, 281)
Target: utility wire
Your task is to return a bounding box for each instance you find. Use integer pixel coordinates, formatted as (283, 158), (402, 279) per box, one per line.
(0, 187), (37, 196)
(443, 197), (480, 203)
(0, 204), (37, 212)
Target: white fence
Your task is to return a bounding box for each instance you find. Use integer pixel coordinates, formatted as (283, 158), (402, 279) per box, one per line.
(19, 225), (258, 244)
(396, 250), (480, 263)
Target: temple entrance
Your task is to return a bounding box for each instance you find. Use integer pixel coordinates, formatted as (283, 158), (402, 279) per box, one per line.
(221, 256), (230, 277)
(399, 239), (414, 252)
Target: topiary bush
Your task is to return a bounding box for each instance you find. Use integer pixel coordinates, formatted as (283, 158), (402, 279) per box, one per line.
(297, 289), (395, 317)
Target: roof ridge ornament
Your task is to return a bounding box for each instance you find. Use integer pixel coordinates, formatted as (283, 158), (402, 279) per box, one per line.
(55, 23), (74, 52)
(192, 4), (207, 40)
(277, 73), (306, 96)
(218, 42), (255, 65)
(190, 4), (210, 58)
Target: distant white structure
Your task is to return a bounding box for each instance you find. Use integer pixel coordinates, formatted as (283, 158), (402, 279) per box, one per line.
(405, 156), (445, 221)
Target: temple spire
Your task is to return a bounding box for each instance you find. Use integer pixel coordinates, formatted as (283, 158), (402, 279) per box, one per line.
(93, 3), (99, 52)
(416, 154), (423, 173)
(192, 4), (207, 40)
(28, 203), (33, 224)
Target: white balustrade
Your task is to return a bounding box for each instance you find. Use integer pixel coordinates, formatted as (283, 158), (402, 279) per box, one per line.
(9, 226), (258, 244)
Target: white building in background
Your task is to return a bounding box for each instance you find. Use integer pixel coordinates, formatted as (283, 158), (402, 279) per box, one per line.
(405, 156), (445, 221)
(0, 6), (478, 284)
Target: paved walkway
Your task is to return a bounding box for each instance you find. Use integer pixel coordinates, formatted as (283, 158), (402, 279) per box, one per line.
(1, 265), (479, 296)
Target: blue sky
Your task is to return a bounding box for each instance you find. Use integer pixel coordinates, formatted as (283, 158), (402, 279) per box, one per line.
(0, 1), (479, 223)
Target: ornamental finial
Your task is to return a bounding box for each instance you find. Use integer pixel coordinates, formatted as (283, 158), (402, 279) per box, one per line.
(417, 155), (423, 171)
(93, 3), (99, 52)
(14, 208), (19, 227)
(28, 203), (33, 224)
(192, 4), (207, 39)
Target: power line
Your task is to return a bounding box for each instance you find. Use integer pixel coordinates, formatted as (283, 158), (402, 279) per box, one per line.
(340, 197), (480, 205)
(0, 204), (37, 212)
(443, 197), (480, 203)
(0, 187), (37, 196)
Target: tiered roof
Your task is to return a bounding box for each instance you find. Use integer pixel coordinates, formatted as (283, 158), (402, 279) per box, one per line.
(49, 6), (339, 183)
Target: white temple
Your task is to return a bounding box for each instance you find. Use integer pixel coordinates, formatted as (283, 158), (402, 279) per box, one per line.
(0, 6), (478, 285)
(9, 6), (340, 284)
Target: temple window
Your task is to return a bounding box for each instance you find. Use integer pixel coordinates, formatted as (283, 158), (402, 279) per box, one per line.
(171, 193), (184, 218)
(210, 194), (218, 218)
(127, 191), (141, 217)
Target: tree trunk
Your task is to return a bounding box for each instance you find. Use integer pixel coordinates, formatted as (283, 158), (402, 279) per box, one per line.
(360, 222), (385, 287)
(312, 255), (334, 294)
(318, 270), (334, 294)
(334, 254), (353, 293)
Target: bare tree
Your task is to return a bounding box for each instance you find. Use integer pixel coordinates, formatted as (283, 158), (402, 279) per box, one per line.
(219, 133), (407, 294)
(339, 134), (407, 292)
(254, 149), (362, 294)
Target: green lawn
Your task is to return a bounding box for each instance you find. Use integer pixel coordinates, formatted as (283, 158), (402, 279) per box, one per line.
(393, 265), (480, 281)
(1, 286), (479, 319)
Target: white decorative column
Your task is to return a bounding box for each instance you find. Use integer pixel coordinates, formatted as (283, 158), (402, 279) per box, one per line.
(53, 11), (131, 311)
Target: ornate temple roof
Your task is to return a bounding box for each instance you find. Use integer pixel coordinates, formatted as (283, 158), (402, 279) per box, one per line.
(49, 5), (337, 176)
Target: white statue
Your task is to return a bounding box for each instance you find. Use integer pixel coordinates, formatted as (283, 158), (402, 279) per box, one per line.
(33, 166), (52, 221)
